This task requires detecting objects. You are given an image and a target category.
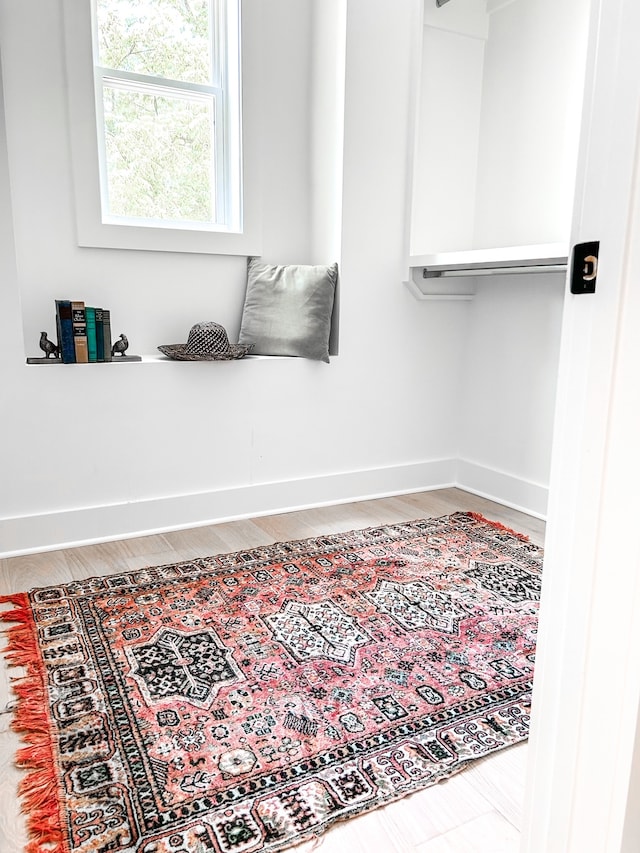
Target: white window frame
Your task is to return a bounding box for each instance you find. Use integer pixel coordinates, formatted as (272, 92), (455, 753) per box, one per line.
(62, 0), (261, 255)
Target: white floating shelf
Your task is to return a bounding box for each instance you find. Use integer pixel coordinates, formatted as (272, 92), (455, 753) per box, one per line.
(411, 243), (568, 275)
(406, 243), (569, 300)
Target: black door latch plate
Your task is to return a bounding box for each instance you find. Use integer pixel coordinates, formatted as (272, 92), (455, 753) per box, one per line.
(570, 241), (600, 294)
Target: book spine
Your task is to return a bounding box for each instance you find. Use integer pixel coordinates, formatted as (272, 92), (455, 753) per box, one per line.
(85, 306), (97, 363)
(102, 309), (112, 362)
(55, 300), (76, 364)
(55, 308), (60, 357)
(71, 301), (88, 363)
(95, 307), (104, 362)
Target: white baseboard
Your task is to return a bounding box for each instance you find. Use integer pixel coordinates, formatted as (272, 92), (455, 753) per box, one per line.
(0, 459), (457, 557)
(455, 458), (549, 519)
(0, 457), (549, 557)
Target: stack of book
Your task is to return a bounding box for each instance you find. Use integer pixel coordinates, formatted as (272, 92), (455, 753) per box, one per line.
(55, 300), (113, 364)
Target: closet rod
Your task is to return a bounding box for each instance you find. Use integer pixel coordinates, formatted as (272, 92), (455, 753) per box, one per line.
(422, 264), (568, 278)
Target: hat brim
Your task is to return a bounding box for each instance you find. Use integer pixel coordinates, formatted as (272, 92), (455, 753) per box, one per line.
(157, 343), (252, 361)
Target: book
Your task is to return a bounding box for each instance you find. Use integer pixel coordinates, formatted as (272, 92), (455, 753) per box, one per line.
(85, 306), (97, 362)
(55, 300), (75, 363)
(102, 309), (112, 362)
(71, 301), (89, 363)
(95, 307), (105, 362)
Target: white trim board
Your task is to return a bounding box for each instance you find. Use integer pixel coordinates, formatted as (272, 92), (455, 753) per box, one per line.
(0, 457), (548, 557)
(0, 460), (456, 558)
(455, 459), (548, 520)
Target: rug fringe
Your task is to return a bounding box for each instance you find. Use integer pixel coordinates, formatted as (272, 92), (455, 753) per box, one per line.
(0, 593), (66, 853)
(467, 511), (530, 541)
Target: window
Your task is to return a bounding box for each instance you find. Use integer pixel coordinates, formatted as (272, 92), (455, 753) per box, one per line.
(63, 0), (261, 254)
(93, 0), (240, 231)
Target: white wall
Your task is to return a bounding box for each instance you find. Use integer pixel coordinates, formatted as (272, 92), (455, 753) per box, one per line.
(474, 0), (590, 249)
(455, 274), (565, 515)
(0, 0), (470, 555)
(410, 3), (486, 254)
(310, 0), (346, 266)
(309, 0), (347, 353)
(0, 54), (23, 367)
(411, 0), (589, 255)
(451, 0), (588, 515)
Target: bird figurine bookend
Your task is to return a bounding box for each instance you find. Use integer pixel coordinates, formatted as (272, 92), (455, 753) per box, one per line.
(39, 331), (60, 359)
(111, 333), (129, 357)
(27, 324), (141, 364)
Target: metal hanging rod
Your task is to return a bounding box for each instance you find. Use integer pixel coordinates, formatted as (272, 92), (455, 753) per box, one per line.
(423, 263), (568, 278)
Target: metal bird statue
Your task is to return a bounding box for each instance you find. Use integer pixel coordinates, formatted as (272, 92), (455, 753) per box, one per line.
(112, 333), (129, 357)
(39, 331), (59, 359)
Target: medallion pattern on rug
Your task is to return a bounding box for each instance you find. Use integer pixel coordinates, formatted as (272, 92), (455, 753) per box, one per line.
(2, 512), (542, 853)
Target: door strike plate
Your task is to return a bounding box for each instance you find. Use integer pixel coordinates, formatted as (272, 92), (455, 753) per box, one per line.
(570, 241), (600, 294)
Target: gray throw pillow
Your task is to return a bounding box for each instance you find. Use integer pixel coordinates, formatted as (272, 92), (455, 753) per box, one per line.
(238, 258), (338, 363)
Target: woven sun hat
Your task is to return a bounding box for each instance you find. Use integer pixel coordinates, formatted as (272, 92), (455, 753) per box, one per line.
(158, 321), (252, 361)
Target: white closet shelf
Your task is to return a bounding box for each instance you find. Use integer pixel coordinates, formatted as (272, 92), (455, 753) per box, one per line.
(411, 242), (568, 276)
(405, 243), (568, 300)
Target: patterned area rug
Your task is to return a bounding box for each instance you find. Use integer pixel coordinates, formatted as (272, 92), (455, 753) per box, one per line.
(0, 512), (542, 853)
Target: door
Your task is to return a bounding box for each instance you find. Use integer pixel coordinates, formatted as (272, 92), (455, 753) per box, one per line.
(522, 0), (640, 850)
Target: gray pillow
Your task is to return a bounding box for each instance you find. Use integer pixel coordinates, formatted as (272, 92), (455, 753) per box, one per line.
(238, 258), (338, 363)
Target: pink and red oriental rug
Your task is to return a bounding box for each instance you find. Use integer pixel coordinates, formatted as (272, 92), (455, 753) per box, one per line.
(0, 512), (542, 853)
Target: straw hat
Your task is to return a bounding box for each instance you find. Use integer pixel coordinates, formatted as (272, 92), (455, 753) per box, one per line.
(158, 322), (252, 361)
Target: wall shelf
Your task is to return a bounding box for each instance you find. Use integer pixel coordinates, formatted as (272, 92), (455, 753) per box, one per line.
(26, 355), (142, 364)
(406, 243), (569, 300)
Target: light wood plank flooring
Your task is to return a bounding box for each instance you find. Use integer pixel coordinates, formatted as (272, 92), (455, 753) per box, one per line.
(0, 487), (544, 853)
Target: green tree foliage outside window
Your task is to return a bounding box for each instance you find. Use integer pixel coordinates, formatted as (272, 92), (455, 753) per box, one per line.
(94, 0), (238, 228)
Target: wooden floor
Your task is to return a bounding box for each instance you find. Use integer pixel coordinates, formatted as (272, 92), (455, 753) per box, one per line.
(0, 487), (544, 853)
